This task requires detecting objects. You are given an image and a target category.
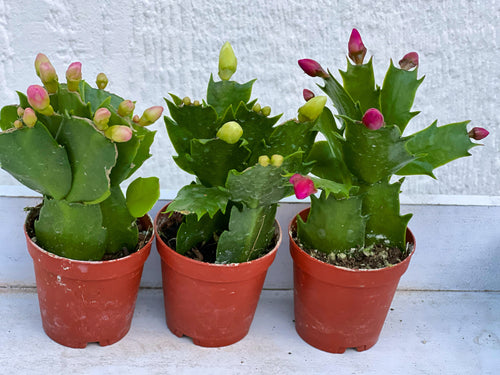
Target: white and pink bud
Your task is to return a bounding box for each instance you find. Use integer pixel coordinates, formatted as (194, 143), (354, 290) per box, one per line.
(348, 28), (367, 65)
(93, 108), (111, 130)
(298, 59), (328, 78)
(137, 106), (164, 126)
(13, 120), (23, 129)
(27, 85), (54, 115)
(39, 62), (59, 94)
(104, 125), (133, 143)
(22, 108), (37, 128)
(66, 62), (82, 91)
(362, 108), (384, 130)
(34, 53), (50, 77)
(399, 52), (419, 71)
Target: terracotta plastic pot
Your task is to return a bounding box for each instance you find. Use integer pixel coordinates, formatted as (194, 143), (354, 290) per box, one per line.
(155, 204), (280, 347)
(25, 213), (153, 348)
(289, 208), (415, 353)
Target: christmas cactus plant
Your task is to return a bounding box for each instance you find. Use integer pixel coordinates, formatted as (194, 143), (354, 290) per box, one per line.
(292, 29), (489, 263)
(164, 42), (321, 264)
(0, 54), (162, 260)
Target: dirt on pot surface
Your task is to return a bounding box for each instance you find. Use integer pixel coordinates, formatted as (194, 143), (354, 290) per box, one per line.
(25, 205), (153, 261)
(156, 210), (278, 264)
(292, 231), (413, 270)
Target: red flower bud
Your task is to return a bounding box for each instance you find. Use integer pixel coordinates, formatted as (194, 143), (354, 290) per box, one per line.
(468, 127), (489, 140)
(298, 59), (328, 78)
(303, 89), (315, 102)
(290, 174), (317, 199)
(348, 28), (367, 65)
(399, 52), (419, 70)
(362, 108), (384, 130)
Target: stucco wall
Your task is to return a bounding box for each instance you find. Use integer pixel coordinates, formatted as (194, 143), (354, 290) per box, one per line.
(0, 0), (498, 197)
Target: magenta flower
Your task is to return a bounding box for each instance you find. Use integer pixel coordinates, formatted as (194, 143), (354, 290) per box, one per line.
(66, 62), (82, 91)
(362, 108), (384, 130)
(468, 127), (489, 140)
(399, 52), (419, 70)
(298, 59), (328, 78)
(290, 174), (317, 199)
(348, 28), (367, 65)
(303, 89), (315, 102)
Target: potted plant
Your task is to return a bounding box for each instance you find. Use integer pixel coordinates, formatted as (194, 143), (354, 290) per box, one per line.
(0, 54), (163, 348)
(289, 29), (489, 353)
(155, 42), (321, 347)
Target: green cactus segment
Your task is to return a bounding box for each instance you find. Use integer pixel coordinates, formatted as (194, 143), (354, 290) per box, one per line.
(126, 177), (160, 218)
(166, 96), (219, 139)
(166, 184), (231, 220)
(100, 186), (138, 254)
(176, 211), (227, 255)
(109, 135), (141, 185)
(361, 180), (412, 249)
(320, 73), (362, 121)
(165, 116), (193, 158)
(79, 81), (124, 113)
(0, 105), (18, 130)
(310, 176), (351, 199)
(126, 126), (156, 179)
(265, 119), (317, 158)
(0, 124), (72, 199)
(207, 75), (255, 115)
(226, 164), (289, 209)
(35, 198), (106, 260)
(190, 138), (250, 187)
(340, 58), (380, 113)
(297, 192), (367, 254)
(397, 120), (476, 177)
(54, 86), (91, 118)
(342, 117), (415, 184)
(380, 62), (423, 132)
(216, 204), (277, 264)
(57, 117), (116, 203)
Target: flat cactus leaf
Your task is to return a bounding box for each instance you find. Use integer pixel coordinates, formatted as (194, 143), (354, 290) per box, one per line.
(380, 62), (423, 132)
(397, 120), (477, 177)
(35, 198), (106, 260)
(164, 115), (192, 156)
(54, 86), (92, 118)
(0, 123), (71, 199)
(216, 204), (277, 264)
(16, 91), (29, 108)
(297, 192), (367, 254)
(263, 119), (316, 158)
(126, 177), (160, 218)
(319, 72), (362, 122)
(342, 117), (415, 184)
(339, 58), (381, 112)
(100, 185), (138, 254)
(360, 180), (412, 250)
(79, 81), (124, 113)
(109, 135), (141, 186)
(172, 154), (195, 174)
(310, 176), (351, 199)
(206, 74), (255, 116)
(0, 105), (18, 130)
(226, 164), (289, 208)
(176, 211), (227, 255)
(57, 117), (117, 203)
(165, 97), (219, 139)
(166, 184), (231, 220)
(190, 138), (250, 187)
(125, 125), (156, 179)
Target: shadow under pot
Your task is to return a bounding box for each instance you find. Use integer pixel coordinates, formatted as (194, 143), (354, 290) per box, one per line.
(154, 203), (280, 347)
(24, 207), (154, 348)
(289, 207), (415, 353)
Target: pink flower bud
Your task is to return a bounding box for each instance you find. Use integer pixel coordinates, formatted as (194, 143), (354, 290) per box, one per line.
(362, 108), (384, 130)
(34, 53), (50, 77)
(117, 100), (135, 117)
(399, 52), (419, 70)
(133, 114), (140, 123)
(468, 127), (489, 140)
(27, 85), (50, 111)
(13, 120), (23, 129)
(348, 28), (367, 65)
(104, 125), (133, 143)
(66, 62), (82, 91)
(298, 59), (328, 78)
(16, 107), (25, 117)
(96, 73), (108, 90)
(22, 108), (37, 128)
(289, 174), (317, 199)
(93, 108), (111, 130)
(303, 89), (315, 102)
(137, 106), (164, 126)
(39, 62), (59, 93)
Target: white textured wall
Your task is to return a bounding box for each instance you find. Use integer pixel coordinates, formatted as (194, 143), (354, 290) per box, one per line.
(0, 0), (498, 197)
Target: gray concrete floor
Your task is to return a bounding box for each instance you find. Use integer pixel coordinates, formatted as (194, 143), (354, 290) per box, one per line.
(1, 288), (498, 374)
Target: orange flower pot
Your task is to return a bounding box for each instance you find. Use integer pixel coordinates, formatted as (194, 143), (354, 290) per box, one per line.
(25, 214), (153, 348)
(155, 204), (280, 347)
(289, 208), (415, 353)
